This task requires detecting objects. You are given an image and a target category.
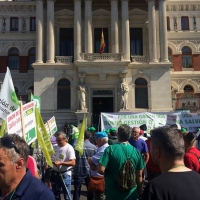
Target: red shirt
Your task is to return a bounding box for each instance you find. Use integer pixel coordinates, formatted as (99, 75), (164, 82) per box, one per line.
(184, 146), (200, 173)
(26, 155), (37, 176)
(145, 139), (161, 172)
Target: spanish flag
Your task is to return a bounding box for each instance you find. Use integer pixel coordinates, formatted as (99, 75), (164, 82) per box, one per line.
(100, 29), (105, 54)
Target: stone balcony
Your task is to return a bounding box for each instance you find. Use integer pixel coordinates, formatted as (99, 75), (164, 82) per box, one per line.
(56, 56), (73, 64)
(79, 53), (125, 61)
(131, 55), (148, 63)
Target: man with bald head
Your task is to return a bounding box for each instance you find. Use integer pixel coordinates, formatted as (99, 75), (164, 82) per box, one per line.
(129, 127), (149, 164)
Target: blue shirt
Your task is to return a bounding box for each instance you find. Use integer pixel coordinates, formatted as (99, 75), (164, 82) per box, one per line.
(1, 170), (55, 200)
(128, 138), (148, 154)
(74, 140), (97, 177)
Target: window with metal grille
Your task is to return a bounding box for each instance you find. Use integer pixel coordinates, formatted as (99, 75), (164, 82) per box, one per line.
(181, 16), (189, 30)
(130, 28), (143, 56)
(10, 17), (18, 31)
(60, 28), (74, 59)
(8, 48), (19, 70)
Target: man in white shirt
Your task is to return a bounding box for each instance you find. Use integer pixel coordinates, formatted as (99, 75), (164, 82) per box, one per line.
(50, 131), (76, 200)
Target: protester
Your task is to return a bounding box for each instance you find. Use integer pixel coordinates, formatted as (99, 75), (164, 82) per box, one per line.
(73, 131), (97, 200)
(87, 127), (96, 144)
(108, 127), (118, 145)
(26, 155), (40, 178)
(141, 126), (200, 200)
(70, 124), (79, 147)
(50, 131), (76, 200)
(88, 132), (109, 200)
(0, 134), (55, 200)
(183, 132), (200, 173)
(98, 124), (145, 200)
(145, 136), (161, 181)
(129, 127), (149, 163)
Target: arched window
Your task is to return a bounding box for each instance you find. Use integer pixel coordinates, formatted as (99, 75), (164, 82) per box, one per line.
(184, 85), (194, 93)
(28, 48), (36, 70)
(57, 79), (71, 109)
(135, 78), (148, 108)
(168, 47), (172, 63)
(182, 46), (192, 68)
(8, 48), (19, 70)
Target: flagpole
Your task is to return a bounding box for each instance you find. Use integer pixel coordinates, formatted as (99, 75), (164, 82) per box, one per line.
(20, 101), (26, 140)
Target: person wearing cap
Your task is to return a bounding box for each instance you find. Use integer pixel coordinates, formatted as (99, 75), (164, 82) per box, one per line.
(108, 127), (118, 145)
(88, 126), (96, 144)
(0, 134), (55, 200)
(183, 132), (200, 173)
(88, 132), (109, 200)
(141, 126), (200, 200)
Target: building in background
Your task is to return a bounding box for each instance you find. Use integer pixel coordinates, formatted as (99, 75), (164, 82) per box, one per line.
(0, 0), (200, 129)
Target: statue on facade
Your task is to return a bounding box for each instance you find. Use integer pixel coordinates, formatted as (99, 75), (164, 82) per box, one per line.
(119, 77), (129, 109)
(77, 78), (87, 110)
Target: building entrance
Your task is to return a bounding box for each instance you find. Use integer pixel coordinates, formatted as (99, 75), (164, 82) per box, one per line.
(92, 97), (113, 130)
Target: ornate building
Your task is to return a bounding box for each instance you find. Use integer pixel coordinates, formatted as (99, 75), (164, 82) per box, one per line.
(0, 0), (200, 128)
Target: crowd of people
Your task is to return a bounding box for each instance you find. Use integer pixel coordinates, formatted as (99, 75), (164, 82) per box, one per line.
(1, 123), (200, 200)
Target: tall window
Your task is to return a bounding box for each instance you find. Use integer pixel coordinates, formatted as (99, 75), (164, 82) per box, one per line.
(30, 17), (36, 31)
(135, 78), (148, 108)
(8, 48), (19, 70)
(28, 47), (36, 70)
(60, 28), (74, 59)
(168, 47), (172, 63)
(57, 79), (71, 109)
(10, 17), (18, 31)
(167, 17), (170, 31)
(94, 28), (108, 53)
(182, 46), (192, 68)
(130, 28), (143, 56)
(181, 16), (189, 30)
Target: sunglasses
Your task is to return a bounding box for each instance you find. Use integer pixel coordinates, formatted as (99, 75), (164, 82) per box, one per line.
(1, 137), (20, 155)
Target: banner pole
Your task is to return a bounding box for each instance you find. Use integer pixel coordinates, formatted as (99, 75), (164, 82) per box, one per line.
(20, 101), (26, 140)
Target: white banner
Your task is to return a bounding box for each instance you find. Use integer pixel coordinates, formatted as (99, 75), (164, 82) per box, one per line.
(45, 116), (57, 137)
(0, 68), (20, 120)
(6, 101), (37, 144)
(101, 112), (200, 132)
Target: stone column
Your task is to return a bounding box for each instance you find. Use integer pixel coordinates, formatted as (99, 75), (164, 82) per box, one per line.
(169, 16), (174, 31)
(177, 16), (181, 31)
(47, 0), (55, 63)
(85, 0), (92, 53)
(148, 0), (158, 62)
(159, 0), (168, 62)
(74, 0), (82, 60)
(189, 15), (194, 31)
(197, 15), (200, 31)
(36, 0), (43, 63)
(121, 0), (130, 60)
(111, 0), (119, 53)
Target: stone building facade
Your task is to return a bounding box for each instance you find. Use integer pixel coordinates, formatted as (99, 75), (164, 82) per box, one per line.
(0, 0), (200, 129)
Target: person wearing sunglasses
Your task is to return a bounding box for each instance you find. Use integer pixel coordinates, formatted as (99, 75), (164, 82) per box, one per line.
(0, 134), (55, 200)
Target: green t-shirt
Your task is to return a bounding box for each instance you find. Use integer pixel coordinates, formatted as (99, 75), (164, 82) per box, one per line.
(99, 143), (145, 200)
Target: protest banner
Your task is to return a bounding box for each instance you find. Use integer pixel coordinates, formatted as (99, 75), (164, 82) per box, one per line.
(101, 112), (200, 132)
(31, 94), (41, 112)
(75, 114), (86, 156)
(6, 101), (37, 144)
(45, 116), (57, 137)
(0, 67), (20, 120)
(35, 107), (54, 167)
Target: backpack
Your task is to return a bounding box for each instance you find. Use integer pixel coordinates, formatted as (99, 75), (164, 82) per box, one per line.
(188, 151), (200, 173)
(115, 145), (136, 192)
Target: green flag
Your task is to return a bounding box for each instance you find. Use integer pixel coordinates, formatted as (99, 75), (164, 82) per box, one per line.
(31, 93), (41, 112)
(75, 115), (86, 156)
(0, 120), (5, 138)
(35, 107), (54, 167)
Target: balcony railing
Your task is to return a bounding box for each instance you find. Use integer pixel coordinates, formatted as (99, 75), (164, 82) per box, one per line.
(131, 55), (148, 63)
(80, 53), (124, 61)
(56, 56), (73, 64)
